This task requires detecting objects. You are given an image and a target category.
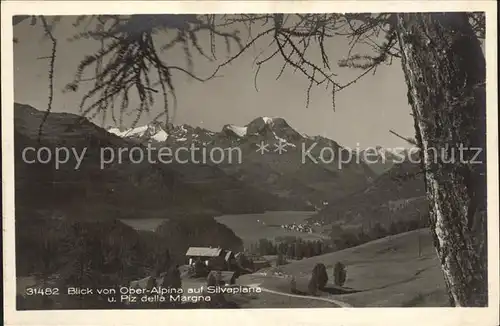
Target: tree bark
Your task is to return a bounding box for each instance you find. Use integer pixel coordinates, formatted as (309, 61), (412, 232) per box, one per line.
(395, 13), (488, 307)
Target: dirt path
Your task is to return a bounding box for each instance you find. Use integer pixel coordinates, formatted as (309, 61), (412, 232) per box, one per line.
(258, 286), (353, 307)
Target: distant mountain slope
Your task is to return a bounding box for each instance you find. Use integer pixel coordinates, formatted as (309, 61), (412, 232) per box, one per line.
(109, 116), (376, 208)
(355, 146), (412, 175)
(14, 103), (209, 218)
(313, 158), (427, 229)
(13, 103), (269, 287)
(14, 103), (301, 218)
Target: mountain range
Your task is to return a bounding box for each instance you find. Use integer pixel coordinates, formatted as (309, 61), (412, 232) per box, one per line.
(15, 103), (422, 221)
(107, 116), (410, 208)
(14, 103), (306, 222)
(105, 115), (427, 233)
(14, 102), (427, 283)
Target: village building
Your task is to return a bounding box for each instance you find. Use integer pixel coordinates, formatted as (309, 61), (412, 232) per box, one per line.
(186, 247), (223, 266)
(186, 246), (238, 270)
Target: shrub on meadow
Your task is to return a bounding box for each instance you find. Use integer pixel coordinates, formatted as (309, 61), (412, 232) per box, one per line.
(312, 263), (328, 290)
(333, 262), (347, 287)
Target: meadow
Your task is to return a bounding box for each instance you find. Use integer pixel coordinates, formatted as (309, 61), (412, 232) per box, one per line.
(237, 229), (449, 307)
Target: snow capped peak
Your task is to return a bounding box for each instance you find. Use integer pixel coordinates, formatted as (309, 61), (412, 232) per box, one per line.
(272, 131), (296, 148)
(151, 129), (168, 142)
(107, 127), (124, 136)
(262, 117), (273, 124)
(222, 124), (248, 137)
(107, 122), (169, 142)
(107, 125), (148, 138)
(107, 116), (305, 144)
(244, 116), (303, 142)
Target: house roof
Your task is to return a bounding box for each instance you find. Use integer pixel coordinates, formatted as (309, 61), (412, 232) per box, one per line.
(186, 247), (222, 257)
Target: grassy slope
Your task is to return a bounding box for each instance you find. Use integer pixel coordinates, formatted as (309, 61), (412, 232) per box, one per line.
(19, 229), (447, 308)
(242, 229), (449, 307)
(314, 160), (426, 230)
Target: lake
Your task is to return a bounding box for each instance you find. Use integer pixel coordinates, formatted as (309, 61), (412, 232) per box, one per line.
(215, 211), (330, 247)
(119, 218), (169, 232)
(119, 211), (329, 247)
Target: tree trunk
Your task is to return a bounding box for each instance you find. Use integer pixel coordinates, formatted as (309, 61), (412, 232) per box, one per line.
(395, 13), (488, 307)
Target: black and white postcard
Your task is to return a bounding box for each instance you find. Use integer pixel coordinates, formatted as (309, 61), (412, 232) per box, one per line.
(2, 1), (498, 326)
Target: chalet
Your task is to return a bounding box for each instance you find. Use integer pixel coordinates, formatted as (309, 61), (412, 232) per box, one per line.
(186, 247), (223, 266)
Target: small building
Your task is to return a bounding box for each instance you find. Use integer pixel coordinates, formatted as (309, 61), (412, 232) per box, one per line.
(186, 247), (223, 266)
(208, 270), (237, 286)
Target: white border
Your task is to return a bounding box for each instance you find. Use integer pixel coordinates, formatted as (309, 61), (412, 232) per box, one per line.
(2, 1), (498, 326)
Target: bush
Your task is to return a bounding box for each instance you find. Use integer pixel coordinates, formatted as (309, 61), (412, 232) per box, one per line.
(333, 262), (347, 287)
(290, 276), (297, 293)
(308, 276), (318, 296)
(207, 272), (217, 286)
(312, 263), (328, 290)
(164, 265), (182, 289)
(276, 253), (287, 266)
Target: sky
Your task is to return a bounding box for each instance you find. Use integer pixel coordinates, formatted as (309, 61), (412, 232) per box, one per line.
(13, 15), (415, 149)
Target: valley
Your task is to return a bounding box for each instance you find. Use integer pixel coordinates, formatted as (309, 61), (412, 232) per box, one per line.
(8, 10), (491, 315)
(17, 229), (448, 308)
(14, 103), (434, 309)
